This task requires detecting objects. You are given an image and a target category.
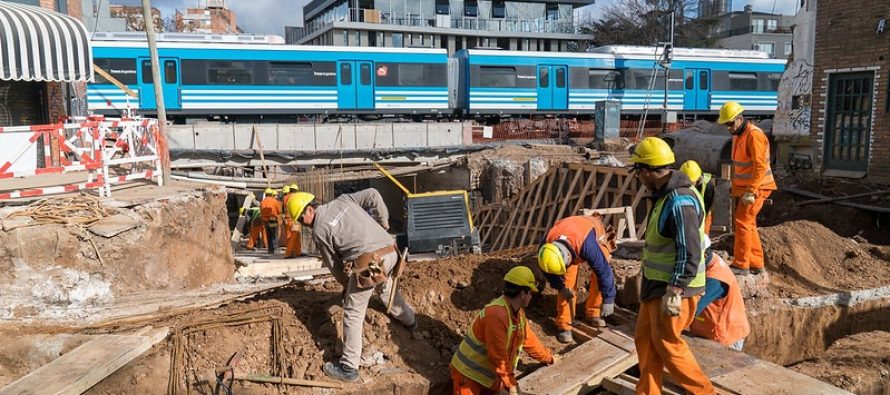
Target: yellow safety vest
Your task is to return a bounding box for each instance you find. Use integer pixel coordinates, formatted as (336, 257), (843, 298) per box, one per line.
(641, 189), (707, 288)
(450, 296), (526, 388)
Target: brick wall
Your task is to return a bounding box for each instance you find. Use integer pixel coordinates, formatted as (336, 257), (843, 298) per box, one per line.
(811, 0), (890, 182)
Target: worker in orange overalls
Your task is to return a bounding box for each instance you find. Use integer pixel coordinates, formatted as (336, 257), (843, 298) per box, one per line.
(281, 183), (302, 258)
(450, 266), (556, 395)
(717, 102), (777, 276)
(688, 250), (750, 351)
(244, 203), (267, 250)
(260, 188), (282, 255)
(629, 137), (715, 395)
(537, 214), (617, 343)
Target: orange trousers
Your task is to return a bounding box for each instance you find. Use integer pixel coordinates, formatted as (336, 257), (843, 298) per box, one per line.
(283, 221), (302, 258)
(555, 263), (602, 331)
(450, 366), (497, 395)
(246, 222), (267, 250)
(704, 212), (713, 237)
(732, 190), (771, 270)
(635, 296), (715, 395)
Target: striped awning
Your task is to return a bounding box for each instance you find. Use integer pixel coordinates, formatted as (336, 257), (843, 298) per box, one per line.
(0, 0), (92, 82)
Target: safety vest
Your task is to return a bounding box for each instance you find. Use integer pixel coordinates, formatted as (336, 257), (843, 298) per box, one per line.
(697, 173), (712, 212)
(732, 123), (777, 195)
(450, 296), (526, 388)
(546, 215), (612, 262)
(641, 189), (706, 288)
(689, 254), (750, 346)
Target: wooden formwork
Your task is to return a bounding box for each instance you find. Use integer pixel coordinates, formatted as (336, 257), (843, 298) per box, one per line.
(474, 163), (650, 252)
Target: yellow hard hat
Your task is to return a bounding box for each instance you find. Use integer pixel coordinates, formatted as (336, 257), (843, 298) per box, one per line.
(282, 185), (291, 194)
(287, 192), (316, 221)
(289, 183), (299, 191)
(679, 160), (703, 183)
(264, 188), (277, 196)
(629, 137), (675, 168)
(503, 266), (538, 293)
(717, 101), (745, 124)
(538, 243), (568, 276)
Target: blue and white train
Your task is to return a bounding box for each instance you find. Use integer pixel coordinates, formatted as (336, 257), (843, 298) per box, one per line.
(87, 33), (786, 121)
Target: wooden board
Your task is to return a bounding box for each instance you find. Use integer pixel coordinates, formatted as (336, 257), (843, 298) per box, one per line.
(234, 256), (324, 278)
(230, 193), (255, 251)
(0, 327), (168, 395)
(709, 361), (855, 395)
(519, 328), (637, 395)
(87, 214), (139, 238)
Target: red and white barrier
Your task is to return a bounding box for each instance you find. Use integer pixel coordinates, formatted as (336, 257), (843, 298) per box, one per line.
(0, 116), (165, 199)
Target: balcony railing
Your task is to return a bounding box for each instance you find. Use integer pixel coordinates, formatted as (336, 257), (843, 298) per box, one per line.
(715, 25), (793, 38)
(294, 8), (579, 42)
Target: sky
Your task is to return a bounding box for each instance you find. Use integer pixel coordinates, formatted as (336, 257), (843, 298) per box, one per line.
(114, 0), (799, 36)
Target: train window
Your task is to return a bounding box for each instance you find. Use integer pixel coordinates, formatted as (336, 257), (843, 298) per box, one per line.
(668, 69), (683, 90)
(556, 68), (565, 88)
(699, 71), (709, 90)
(375, 63), (447, 87)
(765, 73), (782, 91)
(93, 58), (137, 85)
(478, 66), (517, 88)
(268, 62), (314, 85)
(164, 60), (177, 84)
(584, 70), (617, 90)
(208, 61), (253, 85)
(728, 72), (758, 91)
(341, 63), (352, 85)
(685, 70), (693, 89)
(539, 67), (549, 88)
(181, 60), (207, 85)
(141, 60), (152, 84)
(360, 63), (372, 85)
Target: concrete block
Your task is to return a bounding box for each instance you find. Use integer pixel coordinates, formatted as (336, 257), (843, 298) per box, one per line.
(315, 124), (356, 151)
(427, 122), (462, 147)
(277, 124), (316, 151)
(392, 123), (426, 148)
(193, 124), (234, 150)
(233, 124), (277, 151)
(355, 124), (393, 149)
(166, 126), (196, 150)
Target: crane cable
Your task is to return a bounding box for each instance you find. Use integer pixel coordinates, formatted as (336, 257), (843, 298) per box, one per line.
(636, 46), (664, 142)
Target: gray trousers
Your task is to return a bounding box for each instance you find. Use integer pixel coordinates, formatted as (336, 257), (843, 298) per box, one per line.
(333, 251), (415, 370)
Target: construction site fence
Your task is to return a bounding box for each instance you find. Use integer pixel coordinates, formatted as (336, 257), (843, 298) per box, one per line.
(0, 116), (166, 200)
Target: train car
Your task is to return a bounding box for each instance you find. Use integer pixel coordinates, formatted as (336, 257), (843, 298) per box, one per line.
(455, 49), (616, 116)
(591, 46), (786, 115)
(88, 33), (450, 120)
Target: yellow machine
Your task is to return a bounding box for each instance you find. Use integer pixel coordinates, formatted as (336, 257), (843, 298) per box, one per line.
(374, 163), (480, 256)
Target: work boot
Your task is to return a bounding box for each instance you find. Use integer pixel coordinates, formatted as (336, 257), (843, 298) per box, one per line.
(730, 267), (750, 276)
(404, 319), (419, 332)
(750, 268), (765, 275)
(557, 330), (573, 344)
(323, 362), (359, 382)
(585, 316), (607, 328)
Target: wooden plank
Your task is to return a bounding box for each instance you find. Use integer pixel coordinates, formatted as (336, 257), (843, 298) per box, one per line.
(602, 374), (636, 395)
(553, 168), (582, 226)
(610, 173), (634, 208)
(589, 170), (614, 210)
(520, 328), (637, 395)
(0, 327), (168, 395)
(709, 361), (855, 395)
(515, 168), (553, 249)
(569, 168), (596, 215)
(230, 193), (255, 251)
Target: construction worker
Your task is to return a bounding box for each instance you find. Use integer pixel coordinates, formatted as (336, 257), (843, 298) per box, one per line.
(244, 204), (267, 250)
(629, 137), (715, 395)
(717, 102), (777, 276)
(679, 160), (716, 236)
(688, 250), (750, 351)
(287, 189), (415, 382)
(260, 188), (281, 255)
(537, 215), (617, 343)
(450, 266), (556, 395)
(279, 185), (292, 245)
(282, 183), (302, 258)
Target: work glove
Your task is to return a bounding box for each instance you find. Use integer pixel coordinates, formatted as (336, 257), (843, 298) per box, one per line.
(559, 287), (575, 300)
(508, 386), (520, 395)
(601, 303), (615, 317)
(741, 191), (756, 205)
(661, 286), (683, 317)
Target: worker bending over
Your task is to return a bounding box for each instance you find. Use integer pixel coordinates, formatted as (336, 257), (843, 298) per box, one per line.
(244, 200), (267, 251)
(537, 214), (617, 343)
(259, 188), (282, 255)
(281, 183), (302, 258)
(718, 102), (777, 276)
(688, 250), (750, 351)
(679, 160), (716, 236)
(287, 188), (415, 382)
(629, 137), (715, 395)
(450, 266), (556, 395)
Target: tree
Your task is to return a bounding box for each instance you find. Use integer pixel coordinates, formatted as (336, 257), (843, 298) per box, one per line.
(580, 0), (720, 49)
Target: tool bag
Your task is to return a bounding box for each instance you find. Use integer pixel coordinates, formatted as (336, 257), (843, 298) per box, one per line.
(345, 245), (396, 289)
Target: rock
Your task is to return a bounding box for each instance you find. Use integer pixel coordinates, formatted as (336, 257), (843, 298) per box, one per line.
(852, 235), (868, 244)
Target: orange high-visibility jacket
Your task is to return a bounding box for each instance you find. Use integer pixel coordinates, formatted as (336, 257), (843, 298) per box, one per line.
(546, 215), (613, 262)
(259, 196), (282, 221)
(731, 122), (777, 197)
(689, 254), (750, 346)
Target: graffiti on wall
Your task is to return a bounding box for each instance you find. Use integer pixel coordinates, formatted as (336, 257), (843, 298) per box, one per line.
(774, 61), (814, 137)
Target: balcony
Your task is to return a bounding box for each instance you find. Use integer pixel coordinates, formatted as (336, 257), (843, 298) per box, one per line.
(294, 7), (579, 42)
(715, 25), (793, 38)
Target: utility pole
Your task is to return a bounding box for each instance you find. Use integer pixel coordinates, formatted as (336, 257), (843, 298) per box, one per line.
(141, 0), (170, 185)
(660, 2), (675, 134)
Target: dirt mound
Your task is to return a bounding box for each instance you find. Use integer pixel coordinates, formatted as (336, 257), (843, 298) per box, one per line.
(790, 331), (890, 395)
(760, 220), (890, 298)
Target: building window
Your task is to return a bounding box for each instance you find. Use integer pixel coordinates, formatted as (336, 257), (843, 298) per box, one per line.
(465, 0), (478, 17)
(755, 42), (775, 57)
(492, 0), (506, 18)
(467, 36), (477, 48)
(752, 19), (765, 33)
(392, 32), (403, 48)
(356, 30), (361, 46)
(767, 19), (777, 32)
(369, 31), (378, 47)
(546, 3), (559, 20)
(343, 30), (349, 45)
(784, 42), (792, 56)
(436, 0), (449, 15)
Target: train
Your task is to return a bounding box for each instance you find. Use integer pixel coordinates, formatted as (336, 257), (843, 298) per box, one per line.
(87, 33), (786, 122)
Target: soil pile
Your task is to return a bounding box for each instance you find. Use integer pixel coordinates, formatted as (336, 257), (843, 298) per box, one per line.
(760, 220), (890, 298)
(790, 331), (890, 395)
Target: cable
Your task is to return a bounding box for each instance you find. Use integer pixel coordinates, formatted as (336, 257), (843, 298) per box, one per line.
(90, 0), (102, 39)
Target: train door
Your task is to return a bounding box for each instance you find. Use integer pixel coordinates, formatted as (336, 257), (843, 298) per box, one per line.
(138, 58), (181, 111)
(683, 68), (711, 111)
(338, 60), (375, 110)
(537, 65), (568, 111)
